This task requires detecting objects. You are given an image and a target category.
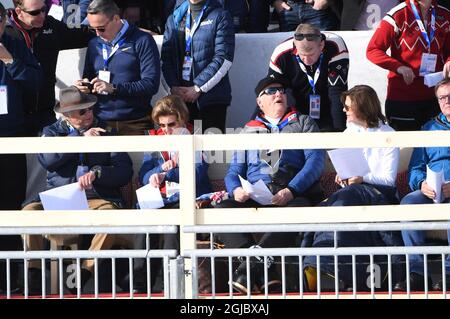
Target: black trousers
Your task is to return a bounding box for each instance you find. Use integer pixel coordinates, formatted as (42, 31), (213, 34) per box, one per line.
(187, 103), (228, 134)
(385, 99), (440, 131)
(214, 197), (310, 249)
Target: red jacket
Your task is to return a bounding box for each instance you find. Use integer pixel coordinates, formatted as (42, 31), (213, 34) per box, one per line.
(366, 0), (450, 101)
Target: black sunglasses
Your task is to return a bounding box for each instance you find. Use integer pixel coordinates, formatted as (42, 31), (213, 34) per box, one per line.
(88, 19), (112, 33)
(259, 87), (286, 97)
(294, 33), (321, 41)
(78, 107), (93, 116)
(22, 5), (47, 16)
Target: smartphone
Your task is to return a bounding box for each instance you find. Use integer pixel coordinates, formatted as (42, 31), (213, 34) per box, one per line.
(81, 82), (94, 90)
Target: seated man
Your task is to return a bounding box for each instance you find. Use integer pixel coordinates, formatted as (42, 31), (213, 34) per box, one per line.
(22, 87), (134, 295)
(395, 78), (450, 292)
(215, 74), (325, 294)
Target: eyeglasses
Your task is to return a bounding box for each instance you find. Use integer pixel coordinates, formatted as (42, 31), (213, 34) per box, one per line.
(78, 107), (93, 116)
(294, 33), (321, 41)
(158, 121), (178, 128)
(437, 93), (450, 103)
(88, 19), (112, 33)
(343, 104), (353, 111)
(22, 5), (47, 16)
(258, 87), (286, 97)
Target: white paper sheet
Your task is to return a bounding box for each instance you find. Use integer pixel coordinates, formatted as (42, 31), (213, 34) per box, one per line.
(327, 148), (370, 180)
(48, 4), (64, 21)
(424, 71), (444, 88)
(39, 183), (89, 211)
(426, 165), (445, 203)
(136, 183), (164, 209)
(239, 175), (273, 206)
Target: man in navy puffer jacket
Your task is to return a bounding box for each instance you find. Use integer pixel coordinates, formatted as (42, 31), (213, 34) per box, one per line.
(162, 0), (234, 133)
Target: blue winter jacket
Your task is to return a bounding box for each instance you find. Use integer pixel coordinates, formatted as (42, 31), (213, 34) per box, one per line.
(408, 113), (450, 191)
(0, 32), (41, 137)
(37, 118), (133, 205)
(162, 0), (235, 109)
(139, 129), (212, 197)
(225, 110), (325, 197)
(83, 23), (160, 121)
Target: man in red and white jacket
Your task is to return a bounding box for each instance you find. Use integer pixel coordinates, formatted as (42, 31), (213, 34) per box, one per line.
(367, 0), (450, 131)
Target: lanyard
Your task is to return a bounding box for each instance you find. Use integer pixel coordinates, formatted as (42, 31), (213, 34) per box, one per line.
(185, 2), (208, 56)
(255, 113), (296, 133)
(410, 1), (435, 50)
(296, 53), (323, 94)
(101, 21), (128, 70)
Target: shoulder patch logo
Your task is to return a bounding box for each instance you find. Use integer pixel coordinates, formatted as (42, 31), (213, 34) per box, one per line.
(200, 19), (213, 27)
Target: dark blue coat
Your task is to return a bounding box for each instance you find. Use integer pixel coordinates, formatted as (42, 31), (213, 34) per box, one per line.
(83, 23), (160, 121)
(0, 32), (41, 137)
(37, 118), (133, 205)
(162, 0), (235, 109)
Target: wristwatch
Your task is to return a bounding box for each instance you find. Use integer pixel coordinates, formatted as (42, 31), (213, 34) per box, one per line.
(194, 85), (202, 93)
(90, 165), (102, 179)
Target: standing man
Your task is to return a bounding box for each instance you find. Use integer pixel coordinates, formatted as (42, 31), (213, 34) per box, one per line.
(0, 2), (41, 293)
(269, 23), (349, 131)
(395, 78), (450, 292)
(271, 0), (339, 31)
(161, 0), (235, 134)
(75, 0), (160, 136)
(6, 0), (93, 136)
(366, 0), (450, 131)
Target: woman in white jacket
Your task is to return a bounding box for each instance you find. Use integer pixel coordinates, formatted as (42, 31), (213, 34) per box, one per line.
(303, 85), (405, 292)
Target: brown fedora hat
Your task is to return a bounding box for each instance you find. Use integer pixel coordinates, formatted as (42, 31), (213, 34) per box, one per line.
(54, 86), (97, 114)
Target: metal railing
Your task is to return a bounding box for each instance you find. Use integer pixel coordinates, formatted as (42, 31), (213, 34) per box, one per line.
(0, 131), (449, 299)
(184, 222), (450, 299)
(0, 226), (177, 299)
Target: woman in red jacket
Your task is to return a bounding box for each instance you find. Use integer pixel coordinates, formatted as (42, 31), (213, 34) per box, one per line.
(366, 0), (450, 131)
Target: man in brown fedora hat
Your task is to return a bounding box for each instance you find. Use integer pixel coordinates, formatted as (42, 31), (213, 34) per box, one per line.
(22, 86), (134, 295)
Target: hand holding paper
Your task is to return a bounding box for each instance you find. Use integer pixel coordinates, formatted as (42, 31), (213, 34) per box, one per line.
(327, 148), (370, 180)
(39, 183), (89, 210)
(136, 184), (164, 209)
(426, 165), (445, 203)
(238, 175), (273, 205)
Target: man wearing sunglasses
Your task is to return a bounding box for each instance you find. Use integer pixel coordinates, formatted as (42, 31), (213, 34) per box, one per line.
(5, 0), (93, 137)
(214, 74), (325, 294)
(75, 0), (160, 136)
(0, 2), (41, 294)
(22, 86), (135, 295)
(269, 23), (349, 132)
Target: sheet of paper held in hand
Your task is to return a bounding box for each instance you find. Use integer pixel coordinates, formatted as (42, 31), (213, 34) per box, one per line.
(39, 183), (89, 210)
(426, 165), (445, 203)
(136, 183), (165, 209)
(239, 175), (273, 206)
(327, 148), (370, 180)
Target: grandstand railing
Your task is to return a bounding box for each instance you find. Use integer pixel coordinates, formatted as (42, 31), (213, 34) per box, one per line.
(0, 130), (449, 299)
(0, 226), (177, 299)
(184, 222), (450, 299)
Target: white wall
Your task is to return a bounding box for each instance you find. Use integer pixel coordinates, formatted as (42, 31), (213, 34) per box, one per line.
(55, 31), (388, 129)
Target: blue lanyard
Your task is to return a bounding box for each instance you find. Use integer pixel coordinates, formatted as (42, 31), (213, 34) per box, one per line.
(296, 53), (323, 94)
(185, 2), (208, 56)
(101, 20), (128, 70)
(255, 113), (296, 133)
(410, 1), (435, 50)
